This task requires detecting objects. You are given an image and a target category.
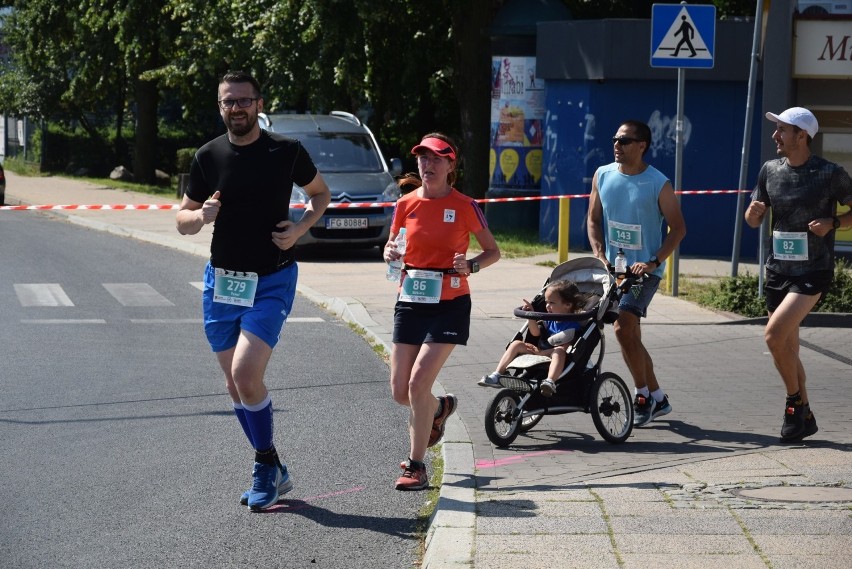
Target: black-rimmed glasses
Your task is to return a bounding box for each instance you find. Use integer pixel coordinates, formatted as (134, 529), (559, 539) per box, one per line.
(612, 137), (640, 146)
(218, 98), (258, 110)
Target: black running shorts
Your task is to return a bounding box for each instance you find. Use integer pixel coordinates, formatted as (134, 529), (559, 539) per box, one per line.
(764, 268), (832, 313)
(393, 295), (471, 345)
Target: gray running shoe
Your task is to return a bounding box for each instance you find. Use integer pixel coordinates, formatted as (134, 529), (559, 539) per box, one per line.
(478, 373), (502, 388)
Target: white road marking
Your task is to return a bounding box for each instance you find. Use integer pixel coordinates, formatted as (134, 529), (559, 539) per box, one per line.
(14, 284), (75, 307)
(21, 319), (106, 324)
(103, 283), (175, 306)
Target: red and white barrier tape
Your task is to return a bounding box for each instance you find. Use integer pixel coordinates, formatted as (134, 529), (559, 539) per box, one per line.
(0, 189), (751, 211)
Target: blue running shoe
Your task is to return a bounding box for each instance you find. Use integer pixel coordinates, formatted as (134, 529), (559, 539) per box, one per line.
(240, 464), (293, 506)
(633, 394), (654, 427)
(651, 395), (672, 420)
(247, 463), (293, 511)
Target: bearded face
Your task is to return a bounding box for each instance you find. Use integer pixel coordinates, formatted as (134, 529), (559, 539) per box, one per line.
(217, 81), (263, 139)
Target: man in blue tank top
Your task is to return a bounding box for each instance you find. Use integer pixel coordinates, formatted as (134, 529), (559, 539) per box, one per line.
(746, 107), (852, 442)
(587, 120), (687, 428)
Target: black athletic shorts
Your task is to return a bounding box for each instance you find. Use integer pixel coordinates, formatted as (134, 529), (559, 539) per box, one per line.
(764, 268), (832, 313)
(393, 295), (471, 345)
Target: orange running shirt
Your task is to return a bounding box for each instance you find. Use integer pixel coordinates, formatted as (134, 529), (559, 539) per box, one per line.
(390, 189), (488, 300)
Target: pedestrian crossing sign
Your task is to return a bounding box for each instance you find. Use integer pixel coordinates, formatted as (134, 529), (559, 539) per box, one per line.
(651, 4), (716, 69)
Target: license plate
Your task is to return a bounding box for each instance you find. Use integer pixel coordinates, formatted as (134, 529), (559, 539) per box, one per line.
(325, 217), (368, 229)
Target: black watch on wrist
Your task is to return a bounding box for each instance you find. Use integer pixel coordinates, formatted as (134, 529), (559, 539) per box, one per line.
(468, 260), (480, 274)
(833, 217), (842, 230)
(648, 256), (660, 268)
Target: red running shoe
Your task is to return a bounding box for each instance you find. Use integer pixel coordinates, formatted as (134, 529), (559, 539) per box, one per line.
(428, 394), (458, 447)
(395, 460), (428, 491)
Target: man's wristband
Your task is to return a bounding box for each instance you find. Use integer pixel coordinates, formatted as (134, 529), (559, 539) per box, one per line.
(833, 216), (842, 230)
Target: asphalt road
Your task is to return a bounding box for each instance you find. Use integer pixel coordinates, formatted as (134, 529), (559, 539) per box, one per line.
(0, 212), (425, 569)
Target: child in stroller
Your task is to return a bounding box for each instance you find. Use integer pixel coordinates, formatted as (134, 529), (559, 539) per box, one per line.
(478, 280), (588, 396)
(481, 257), (636, 447)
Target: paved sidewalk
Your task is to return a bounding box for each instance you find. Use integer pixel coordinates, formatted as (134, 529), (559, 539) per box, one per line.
(5, 172), (852, 569)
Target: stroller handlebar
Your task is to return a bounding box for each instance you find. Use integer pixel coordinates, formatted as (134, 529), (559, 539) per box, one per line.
(512, 307), (598, 321)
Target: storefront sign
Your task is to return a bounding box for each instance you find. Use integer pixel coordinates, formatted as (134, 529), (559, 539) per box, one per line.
(794, 20), (852, 78)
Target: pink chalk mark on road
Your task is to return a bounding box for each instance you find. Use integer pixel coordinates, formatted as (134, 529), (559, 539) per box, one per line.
(262, 485), (366, 513)
(475, 449), (572, 469)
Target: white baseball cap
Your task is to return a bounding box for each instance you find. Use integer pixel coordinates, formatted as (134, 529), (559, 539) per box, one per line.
(765, 107), (819, 138)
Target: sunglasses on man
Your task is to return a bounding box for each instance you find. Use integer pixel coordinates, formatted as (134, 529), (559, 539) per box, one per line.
(612, 137), (641, 146)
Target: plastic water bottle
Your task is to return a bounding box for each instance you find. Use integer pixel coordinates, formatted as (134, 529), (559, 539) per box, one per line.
(614, 248), (627, 275)
(385, 228), (407, 282)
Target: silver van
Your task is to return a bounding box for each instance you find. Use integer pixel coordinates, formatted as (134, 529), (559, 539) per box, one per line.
(263, 111), (402, 249)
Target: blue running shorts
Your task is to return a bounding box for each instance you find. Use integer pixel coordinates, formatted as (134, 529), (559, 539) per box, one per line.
(618, 274), (660, 319)
(202, 262), (298, 352)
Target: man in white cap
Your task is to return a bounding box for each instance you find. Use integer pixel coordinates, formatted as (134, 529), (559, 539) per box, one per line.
(745, 107), (852, 442)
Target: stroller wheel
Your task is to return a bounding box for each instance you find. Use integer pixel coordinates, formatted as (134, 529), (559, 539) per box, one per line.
(590, 372), (634, 444)
(484, 389), (523, 447)
(519, 413), (543, 433)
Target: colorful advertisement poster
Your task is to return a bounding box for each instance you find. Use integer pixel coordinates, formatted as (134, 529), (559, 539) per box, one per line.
(489, 56), (545, 190)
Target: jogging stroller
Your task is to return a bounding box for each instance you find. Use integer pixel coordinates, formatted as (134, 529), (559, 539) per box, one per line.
(483, 257), (636, 447)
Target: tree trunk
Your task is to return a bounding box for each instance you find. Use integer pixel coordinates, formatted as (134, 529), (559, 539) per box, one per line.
(451, 0), (503, 198)
(133, 77), (158, 184)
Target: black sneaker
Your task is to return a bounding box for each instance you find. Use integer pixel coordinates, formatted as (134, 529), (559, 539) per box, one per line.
(802, 407), (819, 440)
(782, 405), (819, 443)
(780, 393), (805, 441)
(633, 394), (654, 427)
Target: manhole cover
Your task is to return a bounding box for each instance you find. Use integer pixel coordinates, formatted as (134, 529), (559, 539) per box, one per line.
(732, 486), (852, 503)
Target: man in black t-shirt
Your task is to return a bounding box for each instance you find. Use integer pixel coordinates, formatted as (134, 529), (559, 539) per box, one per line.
(176, 71), (330, 510)
(746, 107), (852, 442)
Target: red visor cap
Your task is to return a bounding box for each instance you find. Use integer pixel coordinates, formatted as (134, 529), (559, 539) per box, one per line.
(410, 137), (456, 161)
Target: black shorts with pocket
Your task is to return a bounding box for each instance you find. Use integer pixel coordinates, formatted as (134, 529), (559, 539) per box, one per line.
(764, 268), (832, 313)
(393, 295), (471, 345)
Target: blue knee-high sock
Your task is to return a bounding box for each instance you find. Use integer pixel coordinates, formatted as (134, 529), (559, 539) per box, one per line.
(232, 402), (254, 446)
(243, 395), (274, 452)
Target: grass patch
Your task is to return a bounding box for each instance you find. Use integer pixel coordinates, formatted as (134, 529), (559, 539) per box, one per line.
(74, 175), (177, 197)
(3, 156), (45, 177)
(471, 228), (557, 259)
(346, 321), (388, 362)
(415, 447), (445, 557)
(3, 161), (177, 197)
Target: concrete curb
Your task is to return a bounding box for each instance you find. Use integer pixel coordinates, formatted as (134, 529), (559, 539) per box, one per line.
(717, 312), (852, 328)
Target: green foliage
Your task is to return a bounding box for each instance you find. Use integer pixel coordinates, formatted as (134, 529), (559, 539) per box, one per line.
(0, 0), (755, 192)
(175, 148), (197, 174)
(40, 123), (201, 176)
(696, 272), (766, 317)
(820, 258), (852, 313)
(695, 259), (852, 317)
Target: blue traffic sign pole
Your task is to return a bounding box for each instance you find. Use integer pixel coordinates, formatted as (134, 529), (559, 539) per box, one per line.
(673, 64), (685, 296)
(651, 2), (716, 296)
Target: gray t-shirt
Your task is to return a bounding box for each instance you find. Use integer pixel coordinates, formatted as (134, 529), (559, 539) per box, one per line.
(752, 154), (852, 276)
